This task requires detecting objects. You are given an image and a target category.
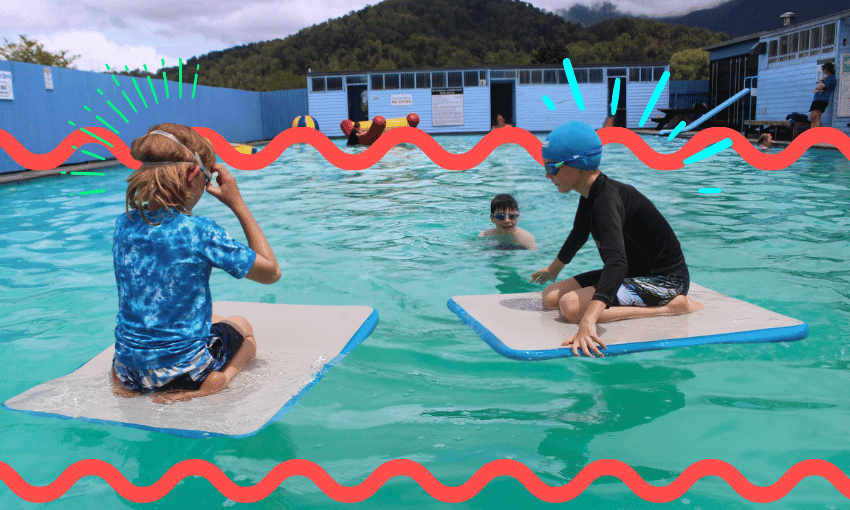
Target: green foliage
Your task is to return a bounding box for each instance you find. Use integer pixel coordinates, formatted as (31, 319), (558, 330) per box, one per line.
(566, 18), (727, 66)
(155, 0), (728, 91)
(0, 35), (79, 68)
(669, 48), (710, 80)
(533, 41), (570, 65)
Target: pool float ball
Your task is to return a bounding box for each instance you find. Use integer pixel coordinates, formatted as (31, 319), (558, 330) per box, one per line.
(292, 115), (320, 130)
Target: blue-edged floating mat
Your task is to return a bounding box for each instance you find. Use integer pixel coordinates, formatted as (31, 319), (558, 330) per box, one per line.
(448, 283), (807, 360)
(3, 302), (378, 438)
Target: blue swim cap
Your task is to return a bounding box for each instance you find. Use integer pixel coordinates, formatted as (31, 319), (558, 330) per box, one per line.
(541, 120), (603, 171)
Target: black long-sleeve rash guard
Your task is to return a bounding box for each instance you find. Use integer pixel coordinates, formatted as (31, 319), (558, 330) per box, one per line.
(557, 173), (687, 307)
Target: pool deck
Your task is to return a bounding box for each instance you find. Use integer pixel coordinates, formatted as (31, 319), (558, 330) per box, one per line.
(0, 132), (842, 185)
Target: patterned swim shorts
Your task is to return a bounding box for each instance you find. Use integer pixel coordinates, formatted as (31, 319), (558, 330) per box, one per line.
(574, 266), (690, 307)
(113, 321), (244, 392)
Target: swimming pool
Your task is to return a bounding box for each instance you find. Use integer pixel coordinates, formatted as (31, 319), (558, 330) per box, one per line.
(0, 133), (848, 508)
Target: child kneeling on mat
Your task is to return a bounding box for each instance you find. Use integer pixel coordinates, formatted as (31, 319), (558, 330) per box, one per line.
(111, 123), (281, 403)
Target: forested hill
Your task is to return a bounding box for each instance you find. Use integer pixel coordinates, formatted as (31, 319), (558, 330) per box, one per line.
(656, 0), (844, 37)
(152, 0), (729, 91)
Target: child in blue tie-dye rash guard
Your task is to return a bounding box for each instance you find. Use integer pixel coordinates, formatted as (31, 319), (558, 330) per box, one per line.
(111, 123), (281, 403)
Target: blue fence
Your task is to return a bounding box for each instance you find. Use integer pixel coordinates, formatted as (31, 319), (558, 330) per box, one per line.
(0, 61), (707, 175)
(261, 89), (309, 141)
(0, 60), (308, 174)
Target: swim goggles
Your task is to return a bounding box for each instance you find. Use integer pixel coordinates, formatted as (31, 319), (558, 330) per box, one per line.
(493, 212), (519, 221)
(139, 130), (212, 183)
(544, 146), (603, 175)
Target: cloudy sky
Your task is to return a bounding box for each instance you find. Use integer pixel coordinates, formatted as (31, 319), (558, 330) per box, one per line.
(3, 0), (728, 72)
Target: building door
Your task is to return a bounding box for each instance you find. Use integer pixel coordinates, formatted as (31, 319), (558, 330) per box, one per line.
(607, 77), (627, 127)
(490, 81), (515, 128)
(347, 84), (368, 122)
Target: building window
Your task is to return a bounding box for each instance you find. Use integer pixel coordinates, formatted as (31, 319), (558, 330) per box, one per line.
(519, 70), (530, 84)
(371, 74), (383, 90)
(574, 69), (588, 83)
(629, 68), (639, 81)
(653, 67), (665, 81)
(558, 68), (568, 84)
(416, 72), (430, 88)
(798, 29), (809, 55)
(311, 77), (325, 92)
(464, 70), (479, 87)
(589, 69), (603, 83)
(823, 23), (835, 51)
(326, 77), (343, 91)
(531, 69), (543, 84)
(778, 35), (789, 61)
(346, 75), (367, 84)
(811, 26), (822, 51)
(767, 39), (778, 63)
(608, 68), (627, 77)
(384, 73), (399, 90)
(400, 73), (415, 89)
(543, 69), (557, 84)
(640, 68), (652, 81)
(789, 32), (799, 58)
(447, 71), (463, 87)
(432, 72), (446, 88)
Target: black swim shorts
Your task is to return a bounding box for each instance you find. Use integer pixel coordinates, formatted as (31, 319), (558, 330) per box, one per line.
(573, 266), (690, 307)
(809, 100), (828, 113)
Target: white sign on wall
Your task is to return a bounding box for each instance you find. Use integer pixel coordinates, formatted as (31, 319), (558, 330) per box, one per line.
(44, 67), (54, 90)
(0, 71), (13, 101)
(391, 94), (412, 106)
(837, 54), (850, 118)
(431, 88), (464, 126)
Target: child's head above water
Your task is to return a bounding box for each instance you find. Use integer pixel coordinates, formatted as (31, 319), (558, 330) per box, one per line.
(481, 193), (536, 250)
(491, 193), (518, 215)
(490, 193), (520, 229)
(127, 123), (216, 224)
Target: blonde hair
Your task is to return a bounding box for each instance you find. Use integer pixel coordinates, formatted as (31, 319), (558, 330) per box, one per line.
(126, 123), (215, 224)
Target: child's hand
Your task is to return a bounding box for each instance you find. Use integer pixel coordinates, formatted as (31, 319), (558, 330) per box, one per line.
(205, 163), (244, 208)
(531, 266), (559, 284)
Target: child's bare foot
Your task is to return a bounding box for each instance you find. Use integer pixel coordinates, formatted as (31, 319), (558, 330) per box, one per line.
(666, 295), (704, 315)
(111, 368), (141, 398)
(152, 372), (229, 404)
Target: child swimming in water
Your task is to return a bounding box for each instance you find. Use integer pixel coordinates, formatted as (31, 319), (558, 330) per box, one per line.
(111, 123), (281, 403)
(478, 193), (537, 250)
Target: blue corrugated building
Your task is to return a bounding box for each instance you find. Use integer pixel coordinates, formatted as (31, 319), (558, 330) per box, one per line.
(704, 9), (850, 137)
(306, 63), (671, 135)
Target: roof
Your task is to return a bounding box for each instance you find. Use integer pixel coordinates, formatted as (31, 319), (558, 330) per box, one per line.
(703, 33), (764, 52)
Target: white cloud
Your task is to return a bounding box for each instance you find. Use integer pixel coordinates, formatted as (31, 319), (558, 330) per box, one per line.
(37, 30), (180, 72)
(1, 0), (730, 74)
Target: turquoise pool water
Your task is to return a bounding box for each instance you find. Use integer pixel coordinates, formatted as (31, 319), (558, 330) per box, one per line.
(0, 134), (848, 508)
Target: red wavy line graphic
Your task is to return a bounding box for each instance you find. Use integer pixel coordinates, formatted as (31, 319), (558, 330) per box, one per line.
(599, 127), (850, 170)
(0, 458), (848, 503)
(1, 126), (848, 172)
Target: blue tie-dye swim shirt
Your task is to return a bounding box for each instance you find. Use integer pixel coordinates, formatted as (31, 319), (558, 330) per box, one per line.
(113, 208), (257, 370)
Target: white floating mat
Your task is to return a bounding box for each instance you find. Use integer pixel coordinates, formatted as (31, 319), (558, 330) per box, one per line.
(4, 302), (378, 438)
(448, 283), (807, 360)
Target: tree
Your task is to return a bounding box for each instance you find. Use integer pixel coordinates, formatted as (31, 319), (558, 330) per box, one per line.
(532, 41), (570, 65)
(0, 35), (80, 68)
(670, 48), (709, 80)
